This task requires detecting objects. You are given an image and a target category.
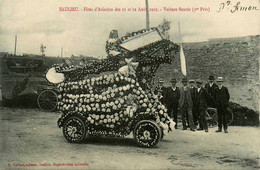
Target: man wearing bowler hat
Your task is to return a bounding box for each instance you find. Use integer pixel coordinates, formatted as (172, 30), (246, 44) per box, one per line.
(195, 79), (209, 132)
(215, 77), (230, 133)
(179, 78), (195, 131)
(205, 75), (218, 107)
(165, 78), (180, 129)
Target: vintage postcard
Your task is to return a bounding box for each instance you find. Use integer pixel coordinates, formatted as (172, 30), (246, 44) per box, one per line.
(0, 0), (259, 169)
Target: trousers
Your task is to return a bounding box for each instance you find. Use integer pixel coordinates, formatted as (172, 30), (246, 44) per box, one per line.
(168, 107), (178, 125)
(217, 106), (228, 130)
(199, 109), (208, 130)
(193, 105), (199, 126)
(180, 105), (194, 130)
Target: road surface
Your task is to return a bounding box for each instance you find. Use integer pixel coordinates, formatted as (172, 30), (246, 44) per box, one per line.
(0, 107), (259, 169)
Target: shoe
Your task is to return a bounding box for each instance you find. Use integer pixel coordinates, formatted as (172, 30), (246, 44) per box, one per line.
(182, 127), (187, 130)
(215, 129), (222, 132)
(205, 129), (209, 132)
(224, 129), (228, 133)
(197, 128), (203, 131)
(190, 129), (195, 132)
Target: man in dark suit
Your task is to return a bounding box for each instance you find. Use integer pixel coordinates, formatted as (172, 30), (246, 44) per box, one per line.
(215, 77), (230, 133)
(179, 78), (195, 131)
(195, 79), (209, 132)
(189, 79), (198, 127)
(154, 79), (167, 105)
(165, 79), (180, 129)
(205, 75), (218, 108)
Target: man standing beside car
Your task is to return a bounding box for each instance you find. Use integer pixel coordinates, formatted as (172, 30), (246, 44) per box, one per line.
(205, 75), (218, 108)
(215, 77), (230, 133)
(195, 79), (209, 132)
(165, 78), (180, 129)
(189, 79), (198, 127)
(179, 78), (195, 131)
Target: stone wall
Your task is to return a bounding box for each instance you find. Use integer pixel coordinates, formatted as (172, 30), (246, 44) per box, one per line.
(156, 35), (259, 112)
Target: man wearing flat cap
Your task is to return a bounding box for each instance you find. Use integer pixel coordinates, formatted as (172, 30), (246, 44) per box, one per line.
(164, 78), (180, 129)
(179, 77), (195, 131)
(205, 75), (218, 107)
(215, 77), (230, 133)
(195, 79), (209, 132)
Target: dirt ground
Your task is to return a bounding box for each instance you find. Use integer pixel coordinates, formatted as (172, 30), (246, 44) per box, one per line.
(0, 107), (259, 170)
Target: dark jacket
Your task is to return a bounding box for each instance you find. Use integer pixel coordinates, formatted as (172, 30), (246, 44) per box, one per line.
(205, 83), (218, 107)
(179, 86), (193, 108)
(165, 86), (180, 109)
(190, 87), (196, 103)
(154, 86), (167, 104)
(195, 87), (209, 111)
(215, 86), (230, 108)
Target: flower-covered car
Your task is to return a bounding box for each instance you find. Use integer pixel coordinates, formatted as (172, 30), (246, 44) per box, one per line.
(46, 27), (179, 148)
(56, 72), (175, 148)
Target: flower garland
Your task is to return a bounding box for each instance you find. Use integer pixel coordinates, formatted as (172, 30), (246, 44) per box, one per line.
(50, 38), (178, 85)
(57, 72), (174, 137)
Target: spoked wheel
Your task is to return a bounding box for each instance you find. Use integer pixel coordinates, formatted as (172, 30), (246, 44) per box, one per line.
(63, 116), (86, 143)
(37, 90), (58, 111)
(133, 120), (161, 148)
(206, 107), (218, 128)
(227, 107), (234, 126)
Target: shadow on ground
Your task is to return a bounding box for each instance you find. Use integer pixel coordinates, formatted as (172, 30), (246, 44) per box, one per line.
(1, 93), (38, 109)
(83, 136), (136, 147)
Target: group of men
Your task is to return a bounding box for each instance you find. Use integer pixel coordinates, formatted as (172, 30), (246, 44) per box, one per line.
(155, 76), (230, 133)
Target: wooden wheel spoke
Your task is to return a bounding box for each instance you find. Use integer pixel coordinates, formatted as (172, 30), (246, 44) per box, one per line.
(45, 101), (53, 107)
(47, 100), (56, 107)
(39, 100), (47, 104)
(39, 94), (48, 100)
(50, 95), (58, 100)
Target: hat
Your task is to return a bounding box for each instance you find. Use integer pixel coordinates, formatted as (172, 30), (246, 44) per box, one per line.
(159, 79), (164, 83)
(196, 79), (203, 84)
(170, 78), (177, 83)
(189, 79), (195, 83)
(216, 77), (224, 82)
(182, 78), (188, 83)
(208, 75), (215, 80)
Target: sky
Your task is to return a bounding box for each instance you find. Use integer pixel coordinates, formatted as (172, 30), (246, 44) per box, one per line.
(0, 0), (259, 58)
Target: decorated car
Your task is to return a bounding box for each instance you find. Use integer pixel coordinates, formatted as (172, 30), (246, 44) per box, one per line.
(47, 27), (180, 148)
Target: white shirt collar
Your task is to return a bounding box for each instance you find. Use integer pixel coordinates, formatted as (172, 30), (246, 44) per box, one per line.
(197, 87), (201, 92)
